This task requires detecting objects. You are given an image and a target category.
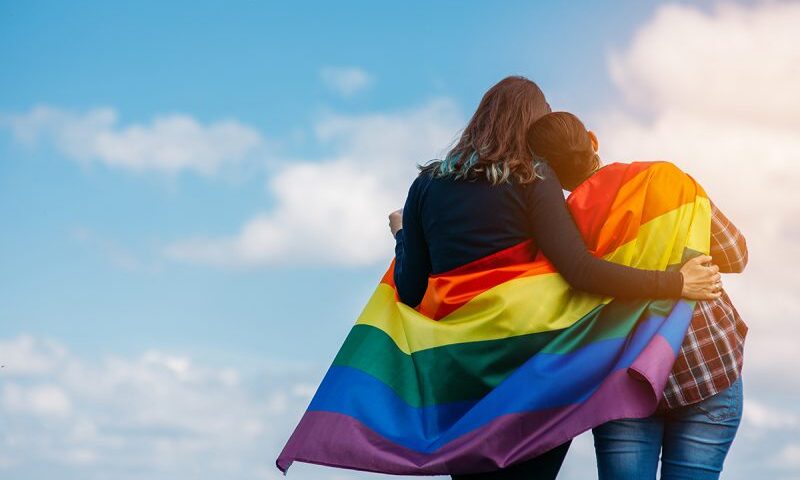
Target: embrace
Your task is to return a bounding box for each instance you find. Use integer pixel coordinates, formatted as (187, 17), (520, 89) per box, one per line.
(277, 76), (748, 480)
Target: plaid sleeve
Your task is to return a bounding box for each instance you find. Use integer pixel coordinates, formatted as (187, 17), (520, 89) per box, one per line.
(709, 201), (748, 273)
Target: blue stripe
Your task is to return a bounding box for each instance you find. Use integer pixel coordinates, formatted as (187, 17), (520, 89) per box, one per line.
(307, 300), (693, 453)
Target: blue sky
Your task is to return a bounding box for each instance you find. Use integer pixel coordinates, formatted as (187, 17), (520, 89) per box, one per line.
(0, 0), (682, 362)
(2, 1), (800, 479)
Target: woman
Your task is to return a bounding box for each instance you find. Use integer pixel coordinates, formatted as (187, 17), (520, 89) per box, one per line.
(388, 76), (722, 480)
(526, 111), (747, 480)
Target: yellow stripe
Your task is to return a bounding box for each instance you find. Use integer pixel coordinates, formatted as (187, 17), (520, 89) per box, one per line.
(604, 197), (711, 269)
(686, 197), (712, 255)
(356, 276), (607, 354)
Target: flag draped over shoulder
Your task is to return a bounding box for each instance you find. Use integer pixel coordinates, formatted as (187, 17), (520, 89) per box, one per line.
(276, 161), (711, 476)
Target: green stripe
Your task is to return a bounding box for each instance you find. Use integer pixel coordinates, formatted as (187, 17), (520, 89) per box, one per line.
(333, 299), (670, 406)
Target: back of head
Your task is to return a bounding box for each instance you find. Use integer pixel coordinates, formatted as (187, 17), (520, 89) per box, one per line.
(425, 76), (551, 185)
(526, 112), (598, 191)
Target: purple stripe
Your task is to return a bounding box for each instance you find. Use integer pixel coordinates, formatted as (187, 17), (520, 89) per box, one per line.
(276, 336), (675, 476)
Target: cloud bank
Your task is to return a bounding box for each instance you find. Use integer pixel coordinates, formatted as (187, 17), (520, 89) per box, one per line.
(1, 106), (264, 175)
(2, 326), (798, 480)
(0, 334), (345, 480)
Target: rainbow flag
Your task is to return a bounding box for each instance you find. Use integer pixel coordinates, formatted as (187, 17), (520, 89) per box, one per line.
(276, 161), (711, 476)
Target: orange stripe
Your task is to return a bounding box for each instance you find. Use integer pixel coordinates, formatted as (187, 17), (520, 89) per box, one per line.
(567, 161), (655, 251)
(417, 258), (556, 319)
(381, 258), (397, 288)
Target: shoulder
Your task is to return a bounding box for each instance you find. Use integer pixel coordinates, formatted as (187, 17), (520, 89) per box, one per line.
(404, 168), (436, 211)
(517, 161), (562, 198)
(637, 160), (698, 187)
(636, 160), (686, 177)
(410, 167), (435, 192)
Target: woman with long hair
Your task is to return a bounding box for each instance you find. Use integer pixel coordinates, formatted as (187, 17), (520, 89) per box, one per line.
(388, 76), (722, 480)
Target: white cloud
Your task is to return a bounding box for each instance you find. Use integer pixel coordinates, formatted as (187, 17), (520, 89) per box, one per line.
(744, 399), (800, 430)
(1, 105), (264, 175)
(3, 383), (72, 417)
(609, 2), (800, 129)
(598, 1), (800, 402)
(320, 66), (373, 97)
(166, 98), (462, 267)
(0, 334), (68, 375)
(777, 444), (800, 469)
(0, 334), (356, 480)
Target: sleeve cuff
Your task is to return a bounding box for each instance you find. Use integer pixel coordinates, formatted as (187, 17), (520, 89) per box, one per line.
(664, 270), (683, 298)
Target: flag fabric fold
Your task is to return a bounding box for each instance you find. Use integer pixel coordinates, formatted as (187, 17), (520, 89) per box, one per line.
(276, 161), (711, 476)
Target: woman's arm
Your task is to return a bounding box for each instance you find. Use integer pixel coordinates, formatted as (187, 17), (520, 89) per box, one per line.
(393, 177), (432, 307)
(528, 165), (714, 299)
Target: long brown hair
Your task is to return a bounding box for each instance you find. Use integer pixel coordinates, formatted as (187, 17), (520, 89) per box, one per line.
(422, 76), (551, 185)
(526, 112), (600, 191)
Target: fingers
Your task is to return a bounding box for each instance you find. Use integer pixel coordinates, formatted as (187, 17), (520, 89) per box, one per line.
(695, 288), (723, 300)
(689, 255), (713, 266)
(688, 290), (722, 300)
(686, 255), (720, 279)
(682, 255), (718, 271)
(705, 280), (723, 297)
(690, 255), (718, 269)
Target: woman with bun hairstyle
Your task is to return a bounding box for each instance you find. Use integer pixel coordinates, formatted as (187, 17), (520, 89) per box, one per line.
(526, 111), (747, 480)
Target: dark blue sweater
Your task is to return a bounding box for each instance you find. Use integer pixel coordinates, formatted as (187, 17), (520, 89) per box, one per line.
(393, 162), (682, 307)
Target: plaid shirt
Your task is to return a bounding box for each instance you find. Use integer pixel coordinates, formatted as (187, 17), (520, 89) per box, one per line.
(660, 202), (749, 410)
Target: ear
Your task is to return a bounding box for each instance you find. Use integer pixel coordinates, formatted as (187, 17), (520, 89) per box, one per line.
(588, 130), (599, 152)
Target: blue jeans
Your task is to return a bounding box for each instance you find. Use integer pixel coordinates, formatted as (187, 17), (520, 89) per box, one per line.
(592, 376), (743, 480)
